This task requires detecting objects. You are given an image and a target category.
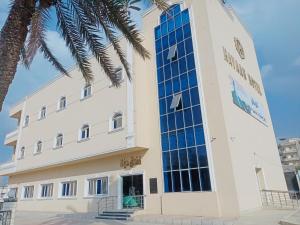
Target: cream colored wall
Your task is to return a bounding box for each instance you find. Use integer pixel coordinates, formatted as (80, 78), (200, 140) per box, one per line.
(203, 0), (287, 212)
(12, 38), (133, 173)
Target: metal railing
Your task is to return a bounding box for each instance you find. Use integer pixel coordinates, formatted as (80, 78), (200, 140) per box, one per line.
(261, 189), (300, 209)
(0, 210), (12, 225)
(97, 195), (145, 215)
(0, 187), (17, 203)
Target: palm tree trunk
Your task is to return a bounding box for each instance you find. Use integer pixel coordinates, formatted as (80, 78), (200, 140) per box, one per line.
(0, 0), (35, 111)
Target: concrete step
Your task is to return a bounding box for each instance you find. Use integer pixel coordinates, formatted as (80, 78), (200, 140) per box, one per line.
(102, 210), (135, 214)
(96, 215), (129, 221)
(96, 210), (135, 221)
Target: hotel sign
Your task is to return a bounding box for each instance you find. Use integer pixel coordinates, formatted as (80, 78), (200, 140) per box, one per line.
(120, 156), (142, 169)
(234, 38), (245, 60)
(223, 43), (262, 96)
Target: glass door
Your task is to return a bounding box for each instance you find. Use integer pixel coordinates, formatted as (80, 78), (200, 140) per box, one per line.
(122, 174), (144, 209)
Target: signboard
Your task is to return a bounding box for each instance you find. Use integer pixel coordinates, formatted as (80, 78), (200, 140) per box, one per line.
(230, 77), (267, 125)
(149, 178), (158, 194)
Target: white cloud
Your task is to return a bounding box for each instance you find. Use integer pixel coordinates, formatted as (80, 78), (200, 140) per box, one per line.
(261, 64), (273, 77)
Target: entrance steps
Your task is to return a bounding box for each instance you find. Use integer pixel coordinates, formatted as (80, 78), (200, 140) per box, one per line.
(96, 210), (135, 221)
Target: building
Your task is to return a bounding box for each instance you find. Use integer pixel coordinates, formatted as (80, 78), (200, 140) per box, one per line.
(0, 0), (287, 218)
(278, 138), (300, 192)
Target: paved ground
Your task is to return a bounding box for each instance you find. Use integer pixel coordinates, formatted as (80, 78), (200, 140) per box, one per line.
(13, 209), (299, 225)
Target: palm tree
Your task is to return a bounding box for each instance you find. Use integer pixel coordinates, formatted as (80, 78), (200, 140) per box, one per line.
(120, 0), (142, 16)
(0, 0), (168, 111)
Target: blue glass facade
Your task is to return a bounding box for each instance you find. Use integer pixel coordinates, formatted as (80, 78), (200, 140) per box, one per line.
(155, 4), (212, 192)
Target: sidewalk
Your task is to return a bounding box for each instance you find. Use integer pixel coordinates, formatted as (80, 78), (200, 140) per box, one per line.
(13, 209), (298, 225)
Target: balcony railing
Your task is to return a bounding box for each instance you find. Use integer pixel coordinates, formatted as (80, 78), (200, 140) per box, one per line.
(260, 189), (300, 209)
(97, 195), (145, 215)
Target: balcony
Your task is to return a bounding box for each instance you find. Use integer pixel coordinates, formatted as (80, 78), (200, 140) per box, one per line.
(4, 129), (18, 146)
(0, 161), (16, 176)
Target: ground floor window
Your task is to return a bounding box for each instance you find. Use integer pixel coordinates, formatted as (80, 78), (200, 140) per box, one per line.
(23, 186), (34, 199)
(61, 181), (77, 197)
(40, 183), (53, 198)
(87, 177), (108, 196)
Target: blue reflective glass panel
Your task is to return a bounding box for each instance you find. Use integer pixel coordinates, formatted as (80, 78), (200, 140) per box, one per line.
(161, 133), (169, 151)
(156, 52), (163, 68)
(192, 105), (202, 125)
(168, 113), (176, 131)
(195, 125), (206, 145)
(183, 24), (191, 38)
(180, 73), (189, 90)
(155, 26), (161, 39)
(190, 169), (201, 191)
(188, 147), (198, 168)
(171, 61), (179, 77)
(164, 64), (171, 80)
(159, 98), (166, 115)
(184, 108), (193, 127)
(200, 168), (211, 191)
(160, 14), (167, 24)
(177, 129), (186, 149)
(162, 35), (169, 49)
(197, 145), (208, 167)
(182, 9), (190, 25)
(166, 96), (173, 114)
(190, 87), (200, 105)
(169, 132), (177, 150)
(179, 149), (188, 169)
(168, 19), (175, 32)
(171, 150), (179, 170)
(160, 115), (168, 133)
(163, 49), (169, 65)
(188, 70), (197, 87)
(187, 54), (195, 70)
(181, 170), (191, 191)
(182, 90), (191, 108)
(169, 31), (176, 46)
(172, 171), (181, 192)
(158, 83), (165, 98)
(185, 38), (193, 54)
(179, 57), (187, 74)
(163, 152), (171, 171)
(155, 39), (162, 53)
(186, 127), (195, 147)
(165, 80), (172, 96)
(175, 14), (182, 28)
(161, 22), (168, 36)
(157, 67), (164, 83)
(175, 111), (184, 129)
(172, 77), (180, 93)
(164, 172), (172, 192)
(176, 28), (184, 42)
(178, 41), (185, 58)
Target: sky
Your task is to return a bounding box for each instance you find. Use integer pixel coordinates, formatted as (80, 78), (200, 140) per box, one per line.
(0, 0), (299, 170)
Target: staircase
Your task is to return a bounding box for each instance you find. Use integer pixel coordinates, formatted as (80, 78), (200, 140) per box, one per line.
(96, 210), (135, 221)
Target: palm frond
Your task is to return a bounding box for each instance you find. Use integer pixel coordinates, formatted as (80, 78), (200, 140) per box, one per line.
(24, 7), (50, 67)
(40, 39), (69, 76)
(55, 1), (93, 83)
(70, 0), (121, 86)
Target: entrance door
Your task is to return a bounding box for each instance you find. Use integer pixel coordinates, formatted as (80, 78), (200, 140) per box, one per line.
(122, 174), (144, 209)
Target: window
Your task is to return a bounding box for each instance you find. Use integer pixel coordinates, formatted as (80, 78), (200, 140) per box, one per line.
(80, 124), (90, 140)
(112, 112), (122, 130)
(167, 44), (177, 61)
(35, 141), (42, 154)
(23, 185), (34, 199)
(61, 181), (77, 197)
(40, 183), (53, 198)
(24, 115), (29, 127)
(18, 147), (25, 160)
(55, 133), (63, 148)
(58, 97), (66, 110)
(87, 177), (108, 196)
(82, 84), (92, 99)
(40, 106), (46, 119)
(170, 93), (182, 111)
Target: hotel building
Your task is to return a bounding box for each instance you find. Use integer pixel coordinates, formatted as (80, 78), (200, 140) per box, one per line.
(0, 0), (287, 218)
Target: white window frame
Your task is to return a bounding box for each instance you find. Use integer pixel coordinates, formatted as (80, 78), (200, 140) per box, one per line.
(22, 185), (34, 200)
(81, 84), (92, 100)
(23, 115), (29, 127)
(78, 124), (90, 142)
(34, 141), (42, 154)
(110, 112), (123, 132)
(59, 181), (77, 198)
(85, 176), (109, 197)
(39, 106), (46, 120)
(54, 133), (63, 149)
(39, 183), (53, 199)
(167, 44), (177, 61)
(18, 147), (25, 160)
(57, 96), (67, 111)
(170, 93), (182, 110)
